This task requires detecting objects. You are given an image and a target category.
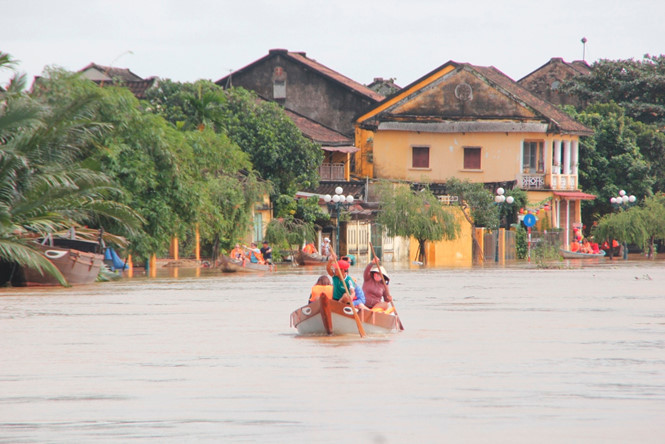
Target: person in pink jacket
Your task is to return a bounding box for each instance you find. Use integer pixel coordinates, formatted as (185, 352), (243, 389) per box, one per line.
(362, 260), (393, 310)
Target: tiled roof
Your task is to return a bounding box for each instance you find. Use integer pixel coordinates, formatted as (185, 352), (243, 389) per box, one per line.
(78, 63), (156, 99)
(79, 63), (143, 82)
(217, 49), (384, 102)
(121, 77), (157, 99)
(285, 51), (384, 102)
(470, 63), (593, 135)
(283, 108), (351, 145)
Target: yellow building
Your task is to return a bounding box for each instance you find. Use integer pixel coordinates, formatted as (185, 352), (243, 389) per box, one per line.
(355, 61), (594, 256)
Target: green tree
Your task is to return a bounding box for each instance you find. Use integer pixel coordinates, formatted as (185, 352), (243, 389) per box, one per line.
(375, 181), (459, 264)
(564, 103), (655, 227)
(0, 55), (141, 284)
(563, 55), (665, 125)
(594, 194), (665, 258)
(146, 81), (323, 207)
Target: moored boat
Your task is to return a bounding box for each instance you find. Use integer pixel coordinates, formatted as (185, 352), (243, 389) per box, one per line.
(6, 242), (104, 286)
(218, 255), (272, 273)
(294, 250), (328, 266)
(290, 296), (401, 336)
(560, 248), (606, 259)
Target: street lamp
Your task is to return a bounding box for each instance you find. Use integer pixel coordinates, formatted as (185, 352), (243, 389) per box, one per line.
(494, 187), (514, 262)
(324, 186), (355, 255)
(609, 190), (636, 259)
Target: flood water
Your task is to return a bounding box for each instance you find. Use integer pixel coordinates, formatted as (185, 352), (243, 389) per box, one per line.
(1, 259), (664, 443)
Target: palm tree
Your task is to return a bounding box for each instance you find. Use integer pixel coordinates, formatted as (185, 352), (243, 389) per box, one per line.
(0, 52), (142, 285)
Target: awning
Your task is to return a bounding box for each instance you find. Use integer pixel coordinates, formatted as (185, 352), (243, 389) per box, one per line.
(553, 191), (596, 200)
(321, 145), (359, 153)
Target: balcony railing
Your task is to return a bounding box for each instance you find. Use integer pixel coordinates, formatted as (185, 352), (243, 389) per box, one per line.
(319, 163), (345, 181)
(519, 173), (578, 190)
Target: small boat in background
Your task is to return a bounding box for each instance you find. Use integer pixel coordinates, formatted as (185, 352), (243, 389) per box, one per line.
(294, 250), (328, 266)
(290, 297), (401, 336)
(560, 249), (606, 259)
(218, 255), (272, 273)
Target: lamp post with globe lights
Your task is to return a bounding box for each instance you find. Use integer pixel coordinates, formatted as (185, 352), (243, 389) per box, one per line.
(610, 190), (636, 259)
(494, 187), (514, 262)
(323, 186), (355, 255)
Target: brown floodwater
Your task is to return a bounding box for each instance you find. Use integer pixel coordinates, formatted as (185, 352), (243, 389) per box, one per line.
(1, 258), (664, 443)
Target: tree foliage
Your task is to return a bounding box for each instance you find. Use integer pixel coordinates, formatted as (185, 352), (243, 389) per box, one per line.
(0, 55), (141, 284)
(375, 181), (459, 263)
(146, 81), (323, 206)
(592, 194), (665, 258)
(563, 55), (665, 125)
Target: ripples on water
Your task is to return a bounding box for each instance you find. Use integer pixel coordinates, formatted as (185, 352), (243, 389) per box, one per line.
(0, 261), (664, 443)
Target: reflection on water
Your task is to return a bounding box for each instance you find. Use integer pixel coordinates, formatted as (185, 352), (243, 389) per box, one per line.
(1, 260), (664, 443)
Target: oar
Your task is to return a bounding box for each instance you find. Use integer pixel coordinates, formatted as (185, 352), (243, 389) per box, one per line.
(369, 242), (404, 331)
(329, 250), (366, 338)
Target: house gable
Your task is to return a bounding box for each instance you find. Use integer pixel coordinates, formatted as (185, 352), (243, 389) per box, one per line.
(216, 49), (383, 136)
(358, 61), (592, 136)
(518, 57), (591, 107)
(385, 66), (538, 121)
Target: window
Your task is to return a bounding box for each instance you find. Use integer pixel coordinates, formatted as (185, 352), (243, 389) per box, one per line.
(523, 141), (544, 173)
(464, 147), (481, 169)
(412, 146), (429, 168)
(273, 80), (286, 99)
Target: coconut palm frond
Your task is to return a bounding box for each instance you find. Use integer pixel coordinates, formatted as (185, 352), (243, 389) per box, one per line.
(0, 238), (67, 286)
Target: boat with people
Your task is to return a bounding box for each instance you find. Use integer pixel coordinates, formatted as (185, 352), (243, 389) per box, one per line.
(218, 255), (272, 273)
(290, 295), (401, 336)
(560, 248), (606, 259)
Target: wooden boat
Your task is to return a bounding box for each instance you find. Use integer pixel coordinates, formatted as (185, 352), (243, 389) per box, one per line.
(218, 255), (272, 273)
(10, 243), (104, 286)
(290, 296), (401, 336)
(294, 250), (328, 266)
(560, 248), (606, 259)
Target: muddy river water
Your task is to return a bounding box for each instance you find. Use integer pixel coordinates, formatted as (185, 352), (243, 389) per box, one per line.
(1, 259), (664, 443)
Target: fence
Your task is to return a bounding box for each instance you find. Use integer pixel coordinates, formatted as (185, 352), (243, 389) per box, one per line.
(481, 229), (564, 262)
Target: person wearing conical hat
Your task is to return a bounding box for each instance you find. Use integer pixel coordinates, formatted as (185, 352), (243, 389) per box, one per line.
(362, 259), (393, 310)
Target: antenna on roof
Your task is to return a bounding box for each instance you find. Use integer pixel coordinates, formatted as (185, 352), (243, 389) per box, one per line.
(581, 37), (587, 62)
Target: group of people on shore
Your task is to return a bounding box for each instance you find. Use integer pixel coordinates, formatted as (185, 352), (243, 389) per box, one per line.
(309, 256), (393, 312)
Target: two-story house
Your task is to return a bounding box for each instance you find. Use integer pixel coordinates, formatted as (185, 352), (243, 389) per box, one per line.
(355, 60), (594, 251)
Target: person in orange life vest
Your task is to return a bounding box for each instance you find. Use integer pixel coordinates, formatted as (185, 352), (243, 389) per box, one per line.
(302, 241), (318, 255)
(230, 243), (244, 260)
(309, 275), (333, 303)
(580, 238), (592, 254)
(244, 242), (265, 264)
(362, 259), (393, 310)
(570, 239), (581, 252)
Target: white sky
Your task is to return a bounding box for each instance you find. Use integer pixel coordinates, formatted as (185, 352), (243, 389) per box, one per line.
(1, 0), (664, 88)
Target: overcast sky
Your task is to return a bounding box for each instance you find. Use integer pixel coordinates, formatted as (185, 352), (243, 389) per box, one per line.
(2, 0), (664, 89)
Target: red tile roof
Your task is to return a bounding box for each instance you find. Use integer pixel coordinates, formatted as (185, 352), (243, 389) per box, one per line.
(283, 108), (352, 145)
(79, 63), (143, 82)
(217, 49), (384, 102)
